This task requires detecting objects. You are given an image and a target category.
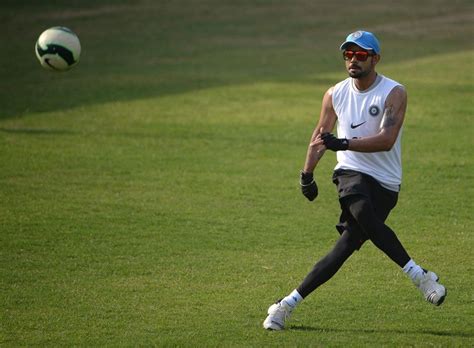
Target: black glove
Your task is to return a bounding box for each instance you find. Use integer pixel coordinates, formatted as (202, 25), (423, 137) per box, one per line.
(300, 171), (318, 201)
(321, 133), (349, 151)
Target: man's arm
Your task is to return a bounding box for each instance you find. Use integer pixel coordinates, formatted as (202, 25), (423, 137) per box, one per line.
(314, 85), (407, 153)
(299, 87), (337, 201)
(303, 87), (338, 172)
(347, 85), (407, 152)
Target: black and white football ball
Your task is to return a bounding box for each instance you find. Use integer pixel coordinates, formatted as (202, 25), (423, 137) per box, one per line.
(35, 27), (81, 71)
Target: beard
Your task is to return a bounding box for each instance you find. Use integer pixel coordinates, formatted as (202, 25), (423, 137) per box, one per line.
(348, 67), (371, 79)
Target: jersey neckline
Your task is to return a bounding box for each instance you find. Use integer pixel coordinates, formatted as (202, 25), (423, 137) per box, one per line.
(350, 74), (383, 94)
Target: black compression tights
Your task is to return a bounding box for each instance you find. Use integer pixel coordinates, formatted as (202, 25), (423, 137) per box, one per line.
(297, 230), (356, 298)
(297, 195), (410, 299)
(342, 194), (410, 268)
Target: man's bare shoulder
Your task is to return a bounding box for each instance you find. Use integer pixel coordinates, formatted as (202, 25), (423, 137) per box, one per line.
(387, 84), (407, 102)
(324, 86), (336, 98)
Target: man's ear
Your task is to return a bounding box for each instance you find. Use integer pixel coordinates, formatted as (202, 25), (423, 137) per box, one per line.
(372, 54), (381, 66)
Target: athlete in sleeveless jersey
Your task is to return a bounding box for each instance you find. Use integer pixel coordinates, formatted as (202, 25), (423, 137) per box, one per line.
(332, 74), (402, 191)
(263, 31), (446, 331)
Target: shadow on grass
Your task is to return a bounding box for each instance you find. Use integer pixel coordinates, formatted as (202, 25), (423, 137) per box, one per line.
(290, 325), (474, 338)
(1, 1), (472, 120)
(0, 127), (76, 135)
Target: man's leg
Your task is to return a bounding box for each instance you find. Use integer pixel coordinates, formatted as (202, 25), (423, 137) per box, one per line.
(340, 194), (410, 267)
(296, 230), (358, 297)
(341, 194), (446, 305)
(263, 230), (358, 330)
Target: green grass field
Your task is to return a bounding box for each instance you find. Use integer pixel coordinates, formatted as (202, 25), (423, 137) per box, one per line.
(1, 1), (473, 346)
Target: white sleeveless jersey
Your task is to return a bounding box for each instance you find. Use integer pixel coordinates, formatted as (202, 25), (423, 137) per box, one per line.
(332, 74), (402, 192)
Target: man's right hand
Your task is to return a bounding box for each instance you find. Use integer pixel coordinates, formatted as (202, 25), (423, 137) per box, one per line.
(300, 171), (318, 201)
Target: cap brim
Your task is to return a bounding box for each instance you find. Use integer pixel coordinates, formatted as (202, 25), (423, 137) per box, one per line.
(340, 41), (376, 52)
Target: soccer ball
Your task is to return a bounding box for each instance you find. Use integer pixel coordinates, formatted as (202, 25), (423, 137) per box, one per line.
(35, 27), (81, 71)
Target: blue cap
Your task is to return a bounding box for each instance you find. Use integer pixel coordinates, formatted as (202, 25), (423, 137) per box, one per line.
(340, 31), (380, 54)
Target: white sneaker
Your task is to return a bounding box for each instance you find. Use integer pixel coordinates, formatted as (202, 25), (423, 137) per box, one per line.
(263, 300), (293, 330)
(415, 270), (447, 306)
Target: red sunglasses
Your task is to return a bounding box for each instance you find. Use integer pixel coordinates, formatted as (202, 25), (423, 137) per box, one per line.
(343, 50), (375, 62)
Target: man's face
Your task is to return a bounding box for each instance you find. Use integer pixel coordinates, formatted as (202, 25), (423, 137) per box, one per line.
(343, 44), (379, 79)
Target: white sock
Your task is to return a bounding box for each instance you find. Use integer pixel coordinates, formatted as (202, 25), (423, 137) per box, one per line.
(282, 289), (303, 308)
(402, 259), (424, 282)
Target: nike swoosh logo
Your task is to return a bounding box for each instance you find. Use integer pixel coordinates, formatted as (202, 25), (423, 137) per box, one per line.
(350, 121), (366, 129)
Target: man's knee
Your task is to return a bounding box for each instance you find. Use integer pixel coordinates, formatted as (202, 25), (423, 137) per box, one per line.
(331, 230), (357, 257)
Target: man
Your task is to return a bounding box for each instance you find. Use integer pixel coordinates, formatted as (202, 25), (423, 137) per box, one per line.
(263, 30), (446, 331)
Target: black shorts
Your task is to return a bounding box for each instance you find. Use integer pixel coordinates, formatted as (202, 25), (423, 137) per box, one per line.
(332, 169), (399, 249)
